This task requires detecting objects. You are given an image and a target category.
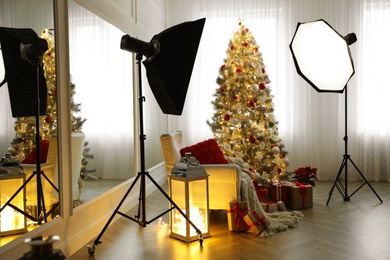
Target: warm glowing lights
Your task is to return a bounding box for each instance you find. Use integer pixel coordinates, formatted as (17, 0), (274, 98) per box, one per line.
(0, 174), (27, 236)
(169, 174), (210, 243)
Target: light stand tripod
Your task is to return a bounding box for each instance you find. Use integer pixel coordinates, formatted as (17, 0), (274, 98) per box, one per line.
(87, 53), (204, 255)
(326, 85), (382, 204)
(0, 61), (59, 224)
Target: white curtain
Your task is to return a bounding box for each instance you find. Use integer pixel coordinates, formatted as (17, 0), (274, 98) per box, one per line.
(167, 0), (390, 181)
(68, 1), (134, 179)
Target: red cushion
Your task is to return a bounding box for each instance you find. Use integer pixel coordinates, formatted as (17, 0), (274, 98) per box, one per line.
(180, 139), (229, 164)
(21, 140), (50, 164)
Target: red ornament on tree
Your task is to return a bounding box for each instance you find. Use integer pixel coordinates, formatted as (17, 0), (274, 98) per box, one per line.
(247, 99), (255, 107)
(262, 67), (266, 74)
(254, 47), (258, 52)
(219, 86), (226, 93)
(233, 95), (238, 101)
(221, 64), (226, 71)
(45, 116), (53, 124)
(224, 114), (231, 121)
(275, 167), (282, 173)
(259, 82), (266, 90)
(230, 45), (234, 51)
(249, 136), (256, 143)
(236, 68), (242, 73)
(243, 42), (248, 47)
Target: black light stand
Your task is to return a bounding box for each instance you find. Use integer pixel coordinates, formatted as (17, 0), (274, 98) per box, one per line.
(88, 54), (203, 255)
(289, 19), (382, 205)
(326, 85), (382, 204)
(0, 27), (59, 224)
(87, 18), (206, 255)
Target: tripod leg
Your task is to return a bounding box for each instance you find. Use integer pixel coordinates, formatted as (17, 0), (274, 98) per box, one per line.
(327, 157), (347, 205)
(91, 173), (141, 251)
(145, 172), (203, 238)
(347, 158), (383, 203)
(36, 171), (48, 223)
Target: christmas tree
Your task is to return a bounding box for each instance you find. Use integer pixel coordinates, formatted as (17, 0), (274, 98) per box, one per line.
(8, 28), (96, 179)
(208, 22), (289, 184)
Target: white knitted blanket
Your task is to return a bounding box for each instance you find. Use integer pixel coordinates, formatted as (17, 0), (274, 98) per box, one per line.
(226, 156), (304, 236)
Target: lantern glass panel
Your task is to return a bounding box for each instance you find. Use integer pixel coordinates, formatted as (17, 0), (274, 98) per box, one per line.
(169, 176), (210, 243)
(0, 173), (27, 236)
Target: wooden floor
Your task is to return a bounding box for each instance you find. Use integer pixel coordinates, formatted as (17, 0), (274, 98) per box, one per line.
(69, 181), (389, 260)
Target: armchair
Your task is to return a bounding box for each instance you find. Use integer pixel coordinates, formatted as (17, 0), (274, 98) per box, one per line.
(160, 131), (242, 210)
(21, 132), (86, 208)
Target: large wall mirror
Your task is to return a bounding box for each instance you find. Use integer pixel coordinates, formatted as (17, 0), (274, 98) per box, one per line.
(0, 0), (135, 247)
(0, 0), (58, 246)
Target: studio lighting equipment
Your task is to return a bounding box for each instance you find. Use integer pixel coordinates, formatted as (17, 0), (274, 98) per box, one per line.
(289, 19), (382, 205)
(87, 18), (206, 255)
(0, 27), (59, 224)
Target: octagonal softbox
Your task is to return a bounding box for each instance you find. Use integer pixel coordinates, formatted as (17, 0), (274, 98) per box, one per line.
(289, 19), (355, 93)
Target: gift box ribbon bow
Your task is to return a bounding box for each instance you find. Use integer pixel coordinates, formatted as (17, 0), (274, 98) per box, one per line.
(294, 181), (308, 208)
(248, 209), (268, 228)
(227, 202), (248, 230)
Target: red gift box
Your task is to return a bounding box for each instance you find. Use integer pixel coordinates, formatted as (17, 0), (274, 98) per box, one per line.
(256, 187), (269, 202)
(252, 181), (269, 202)
(270, 183), (291, 208)
(226, 202), (249, 231)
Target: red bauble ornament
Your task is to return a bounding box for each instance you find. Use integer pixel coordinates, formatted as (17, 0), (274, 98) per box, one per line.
(275, 167), (282, 173)
(236, 68), (242, 73)
(262, 67), (266, 74)
(247, 99), (255, 107)
(245, 28), (249, 32)
(279, 154), (285, 159)
(45, 116), (53, 124)
(233, 95), (238, 101)
(259, 82), (266, 90)
(243, 42), (248, 47)
(219, 87), (226, 93)
(224, 114), (231, 121)
(230, 45), (234, 51)
(249, 136), (256, 143)
(254, 47), (258, 52)
(221, 64), (226, 71)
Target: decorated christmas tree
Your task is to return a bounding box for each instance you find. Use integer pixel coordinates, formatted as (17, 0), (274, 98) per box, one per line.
(7, 28), (96, 179)
(208, 22), (289, 184)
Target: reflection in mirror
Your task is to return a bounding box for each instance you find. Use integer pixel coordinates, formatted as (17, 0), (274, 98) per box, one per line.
(0, 0), (57, 246)
(68, 1), (134, 206)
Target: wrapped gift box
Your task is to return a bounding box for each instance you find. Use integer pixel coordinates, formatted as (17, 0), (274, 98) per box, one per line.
(270, 183), (291, 208)
(290, 183), (313, 209)
(243, 208), (270, 236)
(252, 181), (269, 202)
(260, 201), (278, 213)
(277, 201), (287, 211)
(256, 187), (269, 202)
(226, 202), (249, 231)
